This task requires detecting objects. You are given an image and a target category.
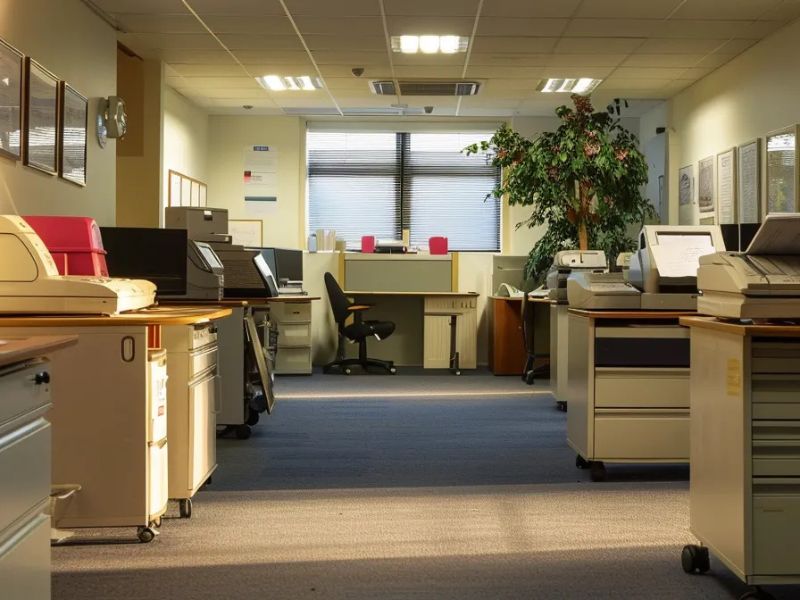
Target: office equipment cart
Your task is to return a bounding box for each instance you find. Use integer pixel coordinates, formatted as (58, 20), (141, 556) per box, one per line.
(680, 317), (800, 600)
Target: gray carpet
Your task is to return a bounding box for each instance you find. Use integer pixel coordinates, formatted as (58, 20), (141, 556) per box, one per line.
(51, 371), (796, 599)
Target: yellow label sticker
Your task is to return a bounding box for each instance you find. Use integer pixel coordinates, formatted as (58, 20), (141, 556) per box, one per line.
(727, 358), (741, 396)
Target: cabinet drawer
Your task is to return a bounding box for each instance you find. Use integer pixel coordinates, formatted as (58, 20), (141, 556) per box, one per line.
(593, 410), (689, 460)
(595, 369), (689, 409)
(270, 301), (311, 323)
(189, 345), (218, 376)
(752, 421), (800, 441)
(148, 350), (168, 444)
(277, 322), (311, 347)
(189, 372), (216, 488)
(0, 419), (50, 536)
(0, 362), (51, 428)
(753, 440), (800, 477)
(752, 493), (800, 575)
(751, 375), (800, 406)
(0, 512), (50, 600)
(148, 441), (169, 518)
(424, 296), (477, 313)
(275, 347), (312, 374)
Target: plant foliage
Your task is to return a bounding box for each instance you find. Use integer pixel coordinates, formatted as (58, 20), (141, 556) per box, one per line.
(466, 94), (656, 282)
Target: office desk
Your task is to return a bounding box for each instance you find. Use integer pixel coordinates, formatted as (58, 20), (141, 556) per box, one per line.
(680, 317), (800, 590)
(566, 309), (694, 481)
(489, 296), (550, 376)
(0, 335), (76, 600)
(0, 306), (231, 542)
(345, 291), (479, 369)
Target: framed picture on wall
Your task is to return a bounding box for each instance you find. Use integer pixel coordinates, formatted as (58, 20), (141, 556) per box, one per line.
(24, 58), (60, 175)
(698, 156), (715, 218)
(59, 83), (87, 186)
(716, 148), (736, 224)
(0, 37), (23, 161)
(737, 139), (761, 223)
(766, 125), (799, 214)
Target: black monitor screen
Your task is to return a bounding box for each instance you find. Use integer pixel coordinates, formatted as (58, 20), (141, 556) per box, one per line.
(720, 223), (762, 252)
(101, 227), (187, 295)
(259, 248), (278, 281)
(253, 254), (279, 297)
(273, 248), (303, 282)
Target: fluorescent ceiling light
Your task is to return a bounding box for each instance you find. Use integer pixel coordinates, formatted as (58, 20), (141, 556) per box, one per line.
(391, 36), (468, 54)
(256, 75), (323, 91)
(537, 78), (602, 94)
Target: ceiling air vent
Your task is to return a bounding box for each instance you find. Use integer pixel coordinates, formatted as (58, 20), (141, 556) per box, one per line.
(370, 80), (480, 96)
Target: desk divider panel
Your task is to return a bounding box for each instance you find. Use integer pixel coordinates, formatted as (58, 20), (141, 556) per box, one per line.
(344, 254), (454, 293)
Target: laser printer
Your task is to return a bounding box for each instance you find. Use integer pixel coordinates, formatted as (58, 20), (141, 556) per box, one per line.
(566, 252), (641, 309)
(165, 206), (230, 244)
(629, 225), (725, 310)
(546, 250), (607, 302)
(697, 214), (800, 319)
(0, 215), (155, 314)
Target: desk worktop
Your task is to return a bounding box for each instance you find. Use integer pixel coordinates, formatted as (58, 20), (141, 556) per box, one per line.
(346, 290), (479, 297)
(570, 309), (696, 320)
(0, 306), (233, 328)
(159, 296), (320, 308)
(0, 335), (78, 368)
(680, 316), (800, 337)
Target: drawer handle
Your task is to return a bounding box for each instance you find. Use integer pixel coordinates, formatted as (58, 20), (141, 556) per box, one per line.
(33, 371), (50, 385)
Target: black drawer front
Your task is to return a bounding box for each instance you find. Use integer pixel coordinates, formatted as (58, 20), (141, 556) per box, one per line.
(594, 338), (690, 368)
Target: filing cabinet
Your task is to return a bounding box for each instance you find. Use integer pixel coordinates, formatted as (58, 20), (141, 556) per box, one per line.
(268, 300), (313, 374)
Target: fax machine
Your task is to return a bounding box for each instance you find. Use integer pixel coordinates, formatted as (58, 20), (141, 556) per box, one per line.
(697, 214), (800, 319)
(628, 225), (725, 310)
(0, 215), (155, 314)
(546, 250), (607, 302)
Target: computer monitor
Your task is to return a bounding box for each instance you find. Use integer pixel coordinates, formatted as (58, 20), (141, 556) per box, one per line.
(259, 248), (278, 281)
(273, 248), (303, 283)
(720, 223), (762, 252)
(101, 227), (187, 295)
(252, 254), (279, 297)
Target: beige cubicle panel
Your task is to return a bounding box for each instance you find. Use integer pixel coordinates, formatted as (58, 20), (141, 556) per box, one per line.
(343, 254), (455, 293)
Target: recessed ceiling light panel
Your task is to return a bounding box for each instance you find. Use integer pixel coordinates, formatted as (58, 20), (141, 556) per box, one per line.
(391, 36), (469, 54)
(537, 78), (602, 94)
(256, 75), (324, 91)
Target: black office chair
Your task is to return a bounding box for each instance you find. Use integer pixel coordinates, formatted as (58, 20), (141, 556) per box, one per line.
(323, 272), (396, 375)
(521, 280), (550, 386)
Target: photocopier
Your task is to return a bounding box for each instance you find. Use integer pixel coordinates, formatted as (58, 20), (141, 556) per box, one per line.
(0, 215), (156, 314)
(697, 214), (800, 319)
(546, 250), (607, 302)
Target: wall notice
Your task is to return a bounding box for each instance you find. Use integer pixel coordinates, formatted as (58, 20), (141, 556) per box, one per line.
(244, 145), (278, 214)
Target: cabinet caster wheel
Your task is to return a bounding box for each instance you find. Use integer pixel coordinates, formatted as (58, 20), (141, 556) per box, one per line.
(389, 367), (397, 374)
(246, 408), (260, 426)
(681, 544), (710, 574)
(589, 461), (607, 482)
(152, 517), (162, 528)
(344, 368), (352, 375)
(137, 526), (157, 543)
(235, 424), (251, 440)
(205, 476), (212, 486)
(179, 498), (193, 519)
(556, 401), (567, 412)
(525, 371), (535, 385)
(454, 370), (461, 376)
(575, 455), (590, 469)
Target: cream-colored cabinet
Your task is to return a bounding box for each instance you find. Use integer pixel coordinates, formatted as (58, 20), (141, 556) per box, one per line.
(268, 300), (313, 375)
(566, 309), (693, 481)
(423, 295), (477, 370)
(681, 318), (800, 594)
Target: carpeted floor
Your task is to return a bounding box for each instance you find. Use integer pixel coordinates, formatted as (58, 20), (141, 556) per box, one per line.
(51, 371), (797, 599)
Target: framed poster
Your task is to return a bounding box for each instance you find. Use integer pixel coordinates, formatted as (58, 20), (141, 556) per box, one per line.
(0, 38), (23, 160)
(678, 164), (694, 225)
(24, 59), (60, 174)
(766, 125), (799, 214)
(716, 148), (736, 224)
(737, 139), (761, 223)
(59, 83), (87, 186)
(698, 156), (715, 218)
(229, 219), (262, 247)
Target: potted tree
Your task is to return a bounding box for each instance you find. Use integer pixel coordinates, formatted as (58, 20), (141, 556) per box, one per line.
(467, 94), (655, 282)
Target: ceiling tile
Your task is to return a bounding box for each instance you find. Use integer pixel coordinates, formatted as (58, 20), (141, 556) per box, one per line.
(465, 66), (546, 78)
(89, 0), (186, 15)
(168, 63), (266, 76)
(168, 76), (258, 89)
(324, 78), (375, 92)
(118, 32), (220, 50)
(304, 35), (387, 52)
(471, 37), (559, 53)
(481, 0), (583, 18)
(540, 66), (616, 79)
(115, 14), (200, 33)
(635, 38), (729, 54)
(311, 51), (392, 65)
(392, 53), (467, 66)
(216, 34), (304, 51)
(234, 50), (314, 65)
(759, 0), (800, 21)
(545, 54), (629, 67)
(575, 0), (684, 19)
(292, 17), (384, 36)
(563, 19), (660, 38)
(467, 53), (551, 67)
(316, 64), (391, 77)
(158, 49), (237, 64)
(670, 0), (782, 20)
(693, 53), (740, 69)
(176, 86), (272, 99)
(283, 0), (382, 16)
(612, 67), (688, 79)
(392, 66), (465, 78)
(622, 53), (706, 67)
(201, 16), (295, 35)
(554, 37), (646, 54)
(382, 0), (480, 17)
(477, 18), (569, 37)
(716, 39), (760, 54)
(386, 16), (476, 36)
(601, 78), (670, 90)
(187, 0), (285, 15)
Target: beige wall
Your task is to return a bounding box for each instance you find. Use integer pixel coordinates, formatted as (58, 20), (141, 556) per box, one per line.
(0, 0), (117, 223)
(162, 88), (209, 220)
(665, 18), (800, 224)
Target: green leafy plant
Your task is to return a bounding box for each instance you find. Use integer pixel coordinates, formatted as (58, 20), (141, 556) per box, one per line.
(466, 94), (656, 282)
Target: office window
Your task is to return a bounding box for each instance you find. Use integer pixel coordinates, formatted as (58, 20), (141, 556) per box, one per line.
(306, 130), (500, 251)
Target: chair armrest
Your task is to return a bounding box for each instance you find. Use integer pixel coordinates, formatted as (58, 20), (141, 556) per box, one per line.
(348, 304), (373, 312)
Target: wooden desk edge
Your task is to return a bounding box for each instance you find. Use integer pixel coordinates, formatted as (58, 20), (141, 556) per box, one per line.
(0, 335), (79, 368)
(345, 290), (479, 297)
(0, 307), (233, 327)
(570, 309), (697, 319)
(680, 316), (800, 336)
(159, 297), (320, 307)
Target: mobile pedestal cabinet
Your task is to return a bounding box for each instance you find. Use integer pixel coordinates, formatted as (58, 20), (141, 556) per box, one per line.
(550, 301), (569, 411)
(566, 309), (695, 482)
(680, 317), (800, 600)
(0, 307), (231, 543)
(0, 336), (76, 600)
(265, 296), (319, 375)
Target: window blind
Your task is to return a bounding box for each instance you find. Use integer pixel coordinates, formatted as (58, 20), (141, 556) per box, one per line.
(306, 130), (500, 251)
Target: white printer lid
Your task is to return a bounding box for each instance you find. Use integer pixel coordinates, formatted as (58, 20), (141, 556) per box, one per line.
(745, 213), (800, 255)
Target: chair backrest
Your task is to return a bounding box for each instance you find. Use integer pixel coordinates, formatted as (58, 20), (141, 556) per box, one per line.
(324, 272), (352, 325)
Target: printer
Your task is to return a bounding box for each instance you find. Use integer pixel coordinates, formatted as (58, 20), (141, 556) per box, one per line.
(697, 214), (800, 319)
(0, 215), (155, 314)
(164, 207), (231, 244)
(628, 225), (726, 310)
(546, 250), (607, 302)
(566, 252), (641, 309)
